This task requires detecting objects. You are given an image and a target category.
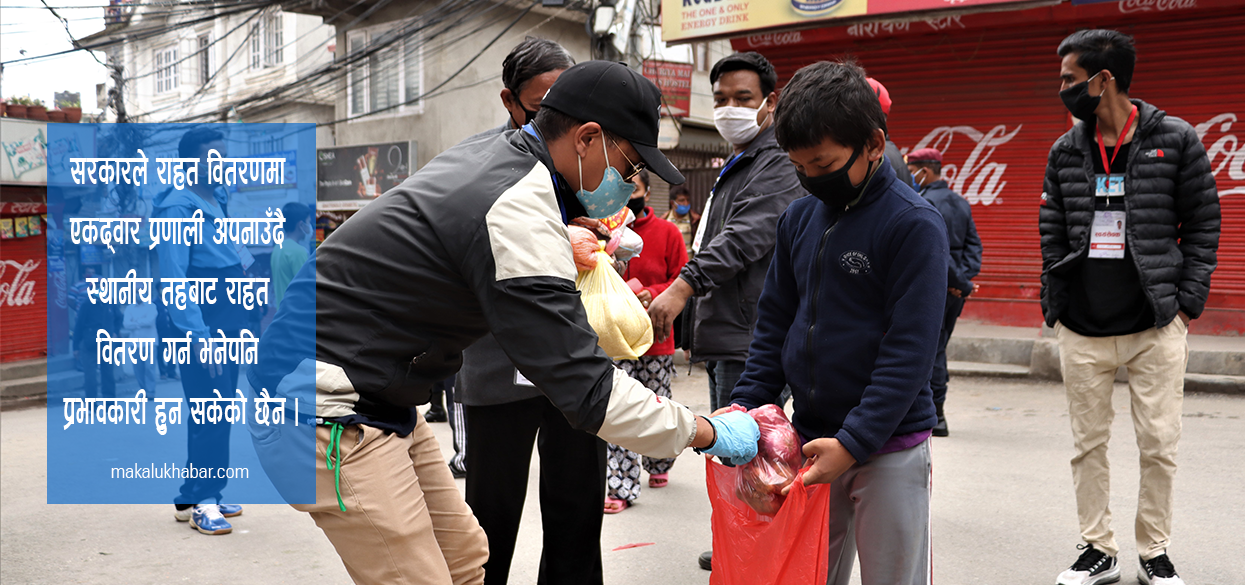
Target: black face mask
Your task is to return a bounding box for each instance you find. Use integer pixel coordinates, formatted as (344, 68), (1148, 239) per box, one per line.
(512, 104), (539, 128)
(626, 196), (646, 217)
(1059, 72), (1104, 121)
(797, 148), (874, 210)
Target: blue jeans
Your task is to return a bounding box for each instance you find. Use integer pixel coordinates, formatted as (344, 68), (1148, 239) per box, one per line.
(706, 360), (745, 412)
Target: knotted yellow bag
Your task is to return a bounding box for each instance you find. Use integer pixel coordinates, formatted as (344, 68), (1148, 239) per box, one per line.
(575, 246), (654, 360)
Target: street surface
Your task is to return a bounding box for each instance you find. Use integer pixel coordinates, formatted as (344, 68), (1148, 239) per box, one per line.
(2, 366), (1242, 584)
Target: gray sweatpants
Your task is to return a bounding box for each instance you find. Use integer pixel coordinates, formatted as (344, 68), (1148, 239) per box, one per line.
(826, 438), (932, 585)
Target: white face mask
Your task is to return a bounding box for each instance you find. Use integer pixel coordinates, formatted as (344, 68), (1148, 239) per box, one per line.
(713, 97), (768, 146)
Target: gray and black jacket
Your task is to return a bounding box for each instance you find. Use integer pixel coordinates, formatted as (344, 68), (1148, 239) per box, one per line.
(681, 126), (805, 362)
(258, 128), (697, 458)
(1039, 99), (1220, 328)
(456, 121), (544, 407)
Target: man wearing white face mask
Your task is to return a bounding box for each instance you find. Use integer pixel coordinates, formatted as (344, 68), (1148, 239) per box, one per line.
(645, 52), (805, 573)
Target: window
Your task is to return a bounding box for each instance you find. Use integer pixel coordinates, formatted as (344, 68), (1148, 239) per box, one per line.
(346, 23), (422, 117)
(250, 11), (284, 69)
(197, 33), (213, 85)
(154, 45), (178, 94)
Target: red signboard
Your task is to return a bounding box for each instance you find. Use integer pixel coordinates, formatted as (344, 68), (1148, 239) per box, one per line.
(642, 60), (694, 118)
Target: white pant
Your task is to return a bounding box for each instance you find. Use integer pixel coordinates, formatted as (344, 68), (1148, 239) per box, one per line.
(1055, 319), (1188, 560)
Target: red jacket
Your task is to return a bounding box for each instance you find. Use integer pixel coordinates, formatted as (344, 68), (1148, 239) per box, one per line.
(624, 207), (688, 356)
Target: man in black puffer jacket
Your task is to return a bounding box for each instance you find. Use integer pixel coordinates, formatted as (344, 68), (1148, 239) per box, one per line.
(1041, 30), (1219, 585)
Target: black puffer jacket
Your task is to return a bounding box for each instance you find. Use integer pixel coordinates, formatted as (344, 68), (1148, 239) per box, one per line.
(1039, 99), (1220, 328)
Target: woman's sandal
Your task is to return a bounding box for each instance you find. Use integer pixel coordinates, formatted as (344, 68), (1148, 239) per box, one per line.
(648, 474), (669, 488)
(603, 497), (630, 514)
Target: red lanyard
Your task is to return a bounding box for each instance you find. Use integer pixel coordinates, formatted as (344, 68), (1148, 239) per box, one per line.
(1096, 105), (1138, 171)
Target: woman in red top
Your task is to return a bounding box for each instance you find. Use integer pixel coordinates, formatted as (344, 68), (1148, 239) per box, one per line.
(604, 170), (690, 514)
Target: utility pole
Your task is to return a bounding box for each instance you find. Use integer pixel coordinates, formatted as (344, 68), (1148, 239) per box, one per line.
(109, 62), (127, 123)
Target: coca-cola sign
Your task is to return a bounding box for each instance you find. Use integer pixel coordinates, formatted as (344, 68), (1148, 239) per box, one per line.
(1194, 112), (1245, 197)
(0, 259), (40, 307)
(909, 124), (1023, 206)
(1119, 0), (1198, 14)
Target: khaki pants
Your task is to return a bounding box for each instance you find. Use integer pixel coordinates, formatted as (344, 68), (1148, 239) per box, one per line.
(294, 420), (488, 585)
(1055, 319), (1188, 560)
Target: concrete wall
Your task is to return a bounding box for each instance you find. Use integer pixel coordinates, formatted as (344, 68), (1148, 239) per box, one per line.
(330, 6), (590, 166)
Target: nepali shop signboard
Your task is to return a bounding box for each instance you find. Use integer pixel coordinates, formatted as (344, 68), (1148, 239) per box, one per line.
(316, 141), (414, 211)
(662, 0), (1044, 43)
(642, 60), (694, 118)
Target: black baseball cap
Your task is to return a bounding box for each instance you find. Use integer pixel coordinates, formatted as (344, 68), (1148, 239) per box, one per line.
(539, 60), (685, 185)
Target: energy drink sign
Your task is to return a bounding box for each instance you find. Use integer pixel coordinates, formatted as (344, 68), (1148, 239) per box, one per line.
(661, 0), (1037, 43)
(316, 141), (414, 210)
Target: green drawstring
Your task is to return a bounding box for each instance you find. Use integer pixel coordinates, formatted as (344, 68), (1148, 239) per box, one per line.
(325, 422), (347, 512)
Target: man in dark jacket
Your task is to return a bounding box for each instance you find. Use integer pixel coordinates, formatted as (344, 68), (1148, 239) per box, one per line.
(733, 59), (946, 585)
(648, 52), (804, 412)
(1043, 30), (1218, 585)
(908, 147), (982, 437)
(455, 38), (612, 585)
(250, 61), (759, 585)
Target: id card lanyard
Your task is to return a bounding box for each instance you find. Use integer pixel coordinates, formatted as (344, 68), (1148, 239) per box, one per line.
(1095, 105), (1138, 208)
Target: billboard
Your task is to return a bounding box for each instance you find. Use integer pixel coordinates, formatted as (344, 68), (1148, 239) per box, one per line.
(316, 141), (414, 210)
(662, 0), (1040, 43)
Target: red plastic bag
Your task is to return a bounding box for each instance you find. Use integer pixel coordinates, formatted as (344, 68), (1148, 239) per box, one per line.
(734, 404), (804, 515)
(707, 458), (830, 585)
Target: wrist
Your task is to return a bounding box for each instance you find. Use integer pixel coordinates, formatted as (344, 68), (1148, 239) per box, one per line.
(692, 416), (717, 451)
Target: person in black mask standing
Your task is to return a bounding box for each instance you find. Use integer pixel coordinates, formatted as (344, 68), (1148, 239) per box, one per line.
(907, 147), (982, 437)
(1044, 29), (1218, 585)
(731, 58), (947, 585)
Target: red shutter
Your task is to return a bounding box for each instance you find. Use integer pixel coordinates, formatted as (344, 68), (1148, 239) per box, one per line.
(1, 234), (48, 362)
(745, 3), (1245, 332)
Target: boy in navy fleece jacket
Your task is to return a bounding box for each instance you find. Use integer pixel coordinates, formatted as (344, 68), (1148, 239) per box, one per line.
(729, 60), (947, 585)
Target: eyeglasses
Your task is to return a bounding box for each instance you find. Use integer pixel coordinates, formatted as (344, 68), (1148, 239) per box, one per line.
(610, 138), (646, 182)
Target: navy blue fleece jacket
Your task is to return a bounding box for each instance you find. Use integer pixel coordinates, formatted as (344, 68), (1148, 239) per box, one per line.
(731, 159), (947, 463)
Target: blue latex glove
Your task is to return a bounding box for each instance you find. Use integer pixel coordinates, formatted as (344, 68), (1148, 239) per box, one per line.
(700, 411), (760, 466)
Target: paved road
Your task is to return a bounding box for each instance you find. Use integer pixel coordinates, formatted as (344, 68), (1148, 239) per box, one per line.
(2, 368), (1242, 584)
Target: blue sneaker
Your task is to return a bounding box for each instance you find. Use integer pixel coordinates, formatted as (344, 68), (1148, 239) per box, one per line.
(217, 503), (243, 518)
(189, 504), (232, 535)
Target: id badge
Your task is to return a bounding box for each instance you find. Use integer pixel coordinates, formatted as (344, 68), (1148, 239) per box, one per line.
(1095, 174), (1125, 198)
(235, 244), (256, 271)
(1088, 210), (1126, 259)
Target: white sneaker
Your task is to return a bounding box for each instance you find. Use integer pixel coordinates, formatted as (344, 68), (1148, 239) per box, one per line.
(1139, 554), (1185, 585)
(1056, 544), (1121, 585)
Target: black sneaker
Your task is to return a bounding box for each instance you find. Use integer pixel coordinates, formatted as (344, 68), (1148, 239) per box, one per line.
(698, 550), (712, 571)
(1139, 554), (1185, 585)
(1056, 544), (1121, 585)
(932, 415), (949, 437)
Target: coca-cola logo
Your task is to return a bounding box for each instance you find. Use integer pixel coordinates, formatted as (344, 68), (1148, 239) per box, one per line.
(910, 124), (1023, 206)
(1194, 112), (1245, 197)
(745, 32), (803, 48)
(1119, 0), (1197, 13)
(0, 259), (41, 307)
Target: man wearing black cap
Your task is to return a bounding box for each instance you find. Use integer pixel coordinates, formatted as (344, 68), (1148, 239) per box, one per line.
(907, 147), (982, 438)
(250, 60), (761, 585)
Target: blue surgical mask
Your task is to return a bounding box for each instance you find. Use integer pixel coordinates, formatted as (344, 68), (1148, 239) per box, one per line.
(675, 204), (690, 215)
(576, 137), (633, 219)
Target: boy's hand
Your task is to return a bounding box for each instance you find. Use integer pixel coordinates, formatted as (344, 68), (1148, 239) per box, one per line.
(782, 438), (856, 495)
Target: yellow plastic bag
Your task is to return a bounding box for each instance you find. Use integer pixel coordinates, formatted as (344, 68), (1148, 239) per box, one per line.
(576, 247), (654, 360)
